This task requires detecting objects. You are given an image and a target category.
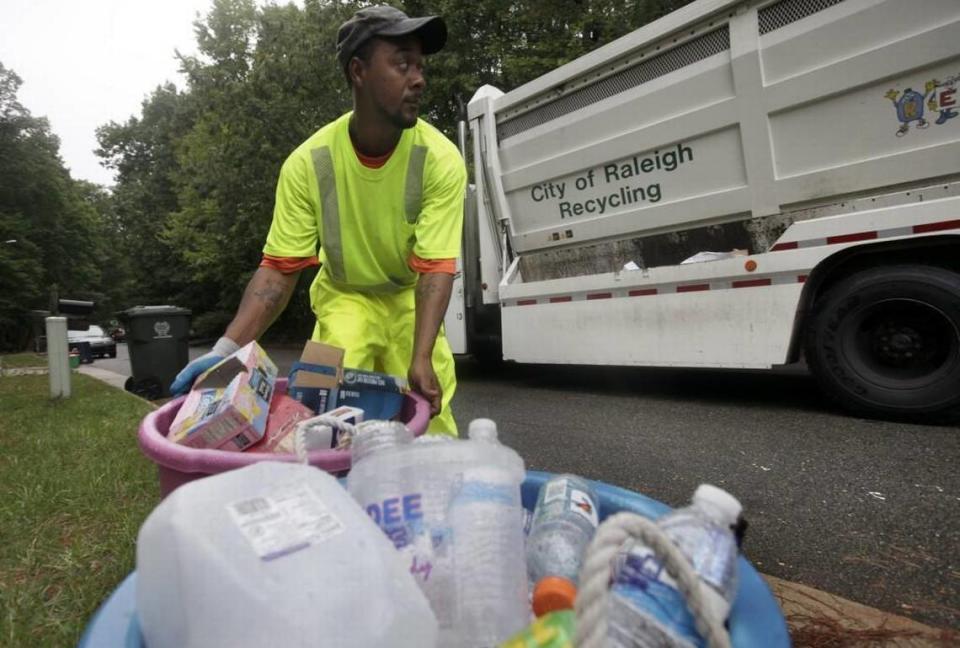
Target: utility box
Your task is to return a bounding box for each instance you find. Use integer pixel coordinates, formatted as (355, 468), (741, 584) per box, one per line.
(59, 299), (95, 331)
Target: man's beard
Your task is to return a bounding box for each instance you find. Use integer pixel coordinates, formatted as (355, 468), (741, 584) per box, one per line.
(389, 109), (417, 129)
(379, 100), (417, 130)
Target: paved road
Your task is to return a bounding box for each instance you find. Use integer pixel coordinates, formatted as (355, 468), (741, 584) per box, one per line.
(99, 344), (959, 628)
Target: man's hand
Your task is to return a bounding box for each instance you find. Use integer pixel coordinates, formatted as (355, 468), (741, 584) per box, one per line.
(169, 337), (240, 396)
(408, 356), (442, 417)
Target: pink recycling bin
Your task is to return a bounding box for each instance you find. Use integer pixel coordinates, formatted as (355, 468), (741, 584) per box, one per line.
(138, 378), (431, 498)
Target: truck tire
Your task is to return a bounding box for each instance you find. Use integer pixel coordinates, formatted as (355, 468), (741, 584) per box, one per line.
(805, 265), (960, 423)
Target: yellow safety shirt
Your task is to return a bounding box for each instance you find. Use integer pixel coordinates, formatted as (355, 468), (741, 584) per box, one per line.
(263, 112), (466, 294)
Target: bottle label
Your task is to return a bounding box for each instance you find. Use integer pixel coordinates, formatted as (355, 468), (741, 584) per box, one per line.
(457, 481), (517, 506)
(613, 546), (702, 646)
(228, 481), (344, 561)
(569, 489), (599, 527)
(543, 478), (568, 504)
(364, 493), (425, 550)
(535, 479), (599, 529)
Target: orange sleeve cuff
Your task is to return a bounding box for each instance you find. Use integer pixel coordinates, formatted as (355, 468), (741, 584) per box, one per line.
(260, 254), (320, 274)
(408, 254), (456, 275)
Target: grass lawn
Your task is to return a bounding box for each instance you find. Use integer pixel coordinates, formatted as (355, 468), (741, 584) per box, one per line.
(0, 352), (48, 369)
(0, 373), (159, 647)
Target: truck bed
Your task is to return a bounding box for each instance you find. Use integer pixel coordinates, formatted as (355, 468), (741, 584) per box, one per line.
(469, 0), (960, 283)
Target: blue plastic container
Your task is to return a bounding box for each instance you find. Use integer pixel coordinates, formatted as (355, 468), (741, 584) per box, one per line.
(78, 471), (790, 647)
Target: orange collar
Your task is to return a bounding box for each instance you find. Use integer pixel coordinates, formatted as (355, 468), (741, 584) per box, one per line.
(353, 142), (394, 169)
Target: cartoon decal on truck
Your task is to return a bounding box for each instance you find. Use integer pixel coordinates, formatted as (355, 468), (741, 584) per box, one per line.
(929, 74), (959, 126)
(885, 75), (958, 135)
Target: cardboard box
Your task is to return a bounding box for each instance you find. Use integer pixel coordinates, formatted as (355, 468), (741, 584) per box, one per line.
(169, 342), (278, 451)
(287, 341), (343, 414)
(250, 394), (315, 453)
(286, 340), (408, 419)
(336, 368), (407, 420)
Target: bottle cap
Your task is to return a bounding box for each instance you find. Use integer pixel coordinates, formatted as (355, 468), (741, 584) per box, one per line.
(532, 577), (577, 617)
(693, 484), (742, 526)
(467, 418), (498, 442)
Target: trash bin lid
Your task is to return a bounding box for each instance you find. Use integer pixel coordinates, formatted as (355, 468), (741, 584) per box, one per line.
(119, 306), (191, 319)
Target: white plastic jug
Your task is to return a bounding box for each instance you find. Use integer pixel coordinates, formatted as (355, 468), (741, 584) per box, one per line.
(136, 461), (437, 648)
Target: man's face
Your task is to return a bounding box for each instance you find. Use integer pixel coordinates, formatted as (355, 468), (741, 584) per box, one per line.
(358, 36), (426, 129)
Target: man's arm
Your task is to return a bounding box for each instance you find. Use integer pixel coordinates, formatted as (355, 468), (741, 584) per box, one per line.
(224, 266), (301, 346)
(408, 271), (454, 417)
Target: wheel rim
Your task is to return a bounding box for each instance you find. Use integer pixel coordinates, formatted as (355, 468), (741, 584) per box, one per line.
(840, 298), (960, 389)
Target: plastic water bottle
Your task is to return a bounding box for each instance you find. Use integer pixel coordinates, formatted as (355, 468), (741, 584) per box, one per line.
(607, 484), (742, 648)
(448, 419), (529, 647)
(136, 461), (437, 648)
(348, 422), (461, 638)
(526, 474), (599, 616)
(347, 418), (529, 647)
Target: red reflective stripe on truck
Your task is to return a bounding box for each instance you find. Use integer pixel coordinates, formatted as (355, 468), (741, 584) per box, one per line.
(517, 299), (537, 306)
(770, 241), (798, 251)
(773, 220), (960, 253)
(586, 292), (613, 300)
(676, 283), (710, 293)
(732, 278), (772, 288)
(629, 288), (658, 296)
(549, 296), (572, 303)
(798, 275), (808, 283)
(826, 231), (877, 244)
(913, 219), (960, 234)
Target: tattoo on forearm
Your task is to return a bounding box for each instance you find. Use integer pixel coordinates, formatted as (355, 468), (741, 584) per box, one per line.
(253, 278), (285, 309)
(416, 280), (443, 299)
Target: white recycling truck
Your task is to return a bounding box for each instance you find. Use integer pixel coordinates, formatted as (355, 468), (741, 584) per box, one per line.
(443, 0), (960, 422)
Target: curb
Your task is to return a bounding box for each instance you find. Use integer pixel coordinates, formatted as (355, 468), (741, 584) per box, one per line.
(77, 366), (128, 391)
(765, 575), (956, 646)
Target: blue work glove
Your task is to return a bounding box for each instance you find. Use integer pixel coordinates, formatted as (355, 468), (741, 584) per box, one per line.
(169, 336), (240, 396)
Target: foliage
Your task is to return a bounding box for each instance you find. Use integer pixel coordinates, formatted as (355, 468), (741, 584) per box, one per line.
(0, 63), (121, 351)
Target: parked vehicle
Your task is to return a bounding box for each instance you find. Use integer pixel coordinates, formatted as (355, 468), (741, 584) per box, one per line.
(68, 325), (117, 359)
(109, 325), (126, 343)
(444, 0), (960, 423)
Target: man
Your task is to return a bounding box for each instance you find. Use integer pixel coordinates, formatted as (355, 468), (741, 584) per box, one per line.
(171, 6), (465, 435)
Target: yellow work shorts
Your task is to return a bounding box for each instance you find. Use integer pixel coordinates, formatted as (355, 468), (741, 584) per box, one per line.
(310, 272), (458, 436)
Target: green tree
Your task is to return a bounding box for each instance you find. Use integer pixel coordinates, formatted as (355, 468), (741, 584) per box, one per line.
(409, 0), (695, 135)
(0, 62), (117, 350)
(96, 83), (194, 309)
(163, 0), (361, 337)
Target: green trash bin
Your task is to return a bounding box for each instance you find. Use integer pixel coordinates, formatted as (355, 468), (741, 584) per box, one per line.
(118, 306), (191, 399)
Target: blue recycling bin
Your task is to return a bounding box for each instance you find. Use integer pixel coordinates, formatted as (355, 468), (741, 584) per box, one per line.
(78, 471), (790, 647)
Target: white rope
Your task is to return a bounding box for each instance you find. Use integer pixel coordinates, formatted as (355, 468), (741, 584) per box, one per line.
(293, 415), (357, 465)
(574, 512), (731, 648)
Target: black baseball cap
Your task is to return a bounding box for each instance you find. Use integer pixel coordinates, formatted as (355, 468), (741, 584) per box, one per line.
(336, 6), (447, 71)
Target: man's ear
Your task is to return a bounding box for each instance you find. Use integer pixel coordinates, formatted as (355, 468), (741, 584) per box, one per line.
(348, 57), (365, 89)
